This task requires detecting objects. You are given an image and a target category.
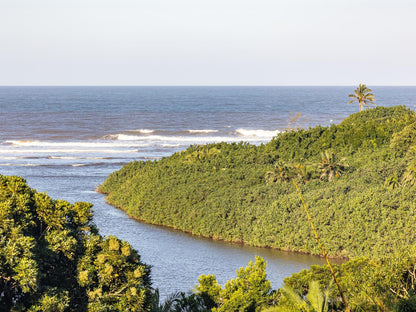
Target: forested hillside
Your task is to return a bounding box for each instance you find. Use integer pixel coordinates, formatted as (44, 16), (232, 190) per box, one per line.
(99, 106), (416, 259)
(2, 106), (416, 311)
(2, 174), (415, 312)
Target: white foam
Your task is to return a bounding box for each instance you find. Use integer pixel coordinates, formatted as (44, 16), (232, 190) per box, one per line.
(133, 129), (155, 134)
(235, 129), (280, 138)
(116, 134), (150, 141)
(161, 144), (182, 148)
(117, 134), (224, 143)
(0, 163), (40, 167)
(187, 129), (219, 134)
(1, 129), (278, 161)
(115, 133), (274, 144)
(48, 156), (108, 160)
(6, 140), (133, 148)
(0, 149), (138, 154)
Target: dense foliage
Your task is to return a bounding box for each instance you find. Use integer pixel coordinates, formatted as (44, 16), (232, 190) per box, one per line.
(0, 175), (152, 312)
(3, 105), (416, 311)
(99, 106), (416, 259)
(277, 246), (416, 312)
(154, 251), (416, 312)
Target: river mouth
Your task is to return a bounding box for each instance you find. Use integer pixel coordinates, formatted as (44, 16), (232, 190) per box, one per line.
(1, 162), (330, 299)
(94, 190), (332, 299)
(4, 86), (410, 298)
(101, 189), (348, 261)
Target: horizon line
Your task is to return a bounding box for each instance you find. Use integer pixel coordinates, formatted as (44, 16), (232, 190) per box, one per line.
(1, 84), (415, 87)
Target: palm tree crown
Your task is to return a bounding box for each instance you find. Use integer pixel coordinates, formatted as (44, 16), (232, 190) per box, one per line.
(319, 150), (348, 182)
(402, 159), (416, 187)
(348, 84), (376, 112)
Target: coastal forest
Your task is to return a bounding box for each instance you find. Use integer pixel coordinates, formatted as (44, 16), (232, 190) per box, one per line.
(99, 105), (416, 259)
(1, 105), (416, 311)
(0, 175), (152, 311)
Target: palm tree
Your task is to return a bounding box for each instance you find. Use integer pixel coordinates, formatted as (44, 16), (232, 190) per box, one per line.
(402, 160), (416, 187)
(348, 84), (376, 112)
(319, 150), (348, 182)
(266, 162), (317, 184)
(294, 163), (317, 184)
(384, 174), (400, 189)
(267, 281), (330, 312)
(265, 162), (296, 184)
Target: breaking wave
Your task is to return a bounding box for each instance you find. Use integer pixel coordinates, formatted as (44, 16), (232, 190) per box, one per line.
(135, 129), (155, 134)
(1, 127), (279, 171)
(5, 140), (142, 148)
(0, 148), (138, 154)
(187, 129), (219, 134)
(235, 129), (280, 138)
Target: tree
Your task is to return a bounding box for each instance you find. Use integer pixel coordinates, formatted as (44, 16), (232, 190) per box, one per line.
(78, 235), (151, 311)
(402, 159), (416, 187)
(318, 150), (348, 182)
(348, 84), (376, 112)
(0, 175), (152, 312)
(266, 162), (316, 184)
(265, 162), (296, 184)
(384, 174), (400, 189)
(269, 281), (331, 312)
(195, 256), (272, 312)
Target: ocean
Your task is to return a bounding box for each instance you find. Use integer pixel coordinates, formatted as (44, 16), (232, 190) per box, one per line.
(1, 86), (415, 297)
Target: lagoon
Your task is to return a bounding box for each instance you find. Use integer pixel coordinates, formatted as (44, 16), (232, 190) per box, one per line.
(1, 86), (415, 297)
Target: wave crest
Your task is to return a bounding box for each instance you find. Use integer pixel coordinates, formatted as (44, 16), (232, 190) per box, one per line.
(187, 129), (219, 134)
(235, 129), (280, 138)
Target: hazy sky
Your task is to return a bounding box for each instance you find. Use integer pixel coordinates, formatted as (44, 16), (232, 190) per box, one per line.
(1, 0), (415, 86)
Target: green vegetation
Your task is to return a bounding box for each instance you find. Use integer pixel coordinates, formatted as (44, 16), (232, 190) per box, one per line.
(99, 105), (416, 259)
(95, 104), (416, 310)
(150, 251), (416, 311)
(0, 175), (152, 311)
(3, 105), (416, 311)
(270, 246), (416, 311)
(197, 256), (271, 312)
(348, 84), (376, 112)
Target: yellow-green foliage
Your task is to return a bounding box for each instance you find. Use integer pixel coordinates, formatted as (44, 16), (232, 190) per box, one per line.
(195, 256), (272, 312)
(187, 250), (416, 311)
(99, 106), (416, 259)
(280, 246), (416, 311)
(0, 176), (152, 311)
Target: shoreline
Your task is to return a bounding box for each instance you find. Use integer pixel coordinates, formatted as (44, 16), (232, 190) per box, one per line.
(96, 187), (349, 262)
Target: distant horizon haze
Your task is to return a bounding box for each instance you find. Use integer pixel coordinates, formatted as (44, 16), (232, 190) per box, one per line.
(1, 84), (416, 87)
(1, 0), (415, 86)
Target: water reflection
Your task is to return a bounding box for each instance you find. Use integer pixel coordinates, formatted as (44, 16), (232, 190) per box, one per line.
(2, 165), (336, 300)
(91, 192), (331, 298)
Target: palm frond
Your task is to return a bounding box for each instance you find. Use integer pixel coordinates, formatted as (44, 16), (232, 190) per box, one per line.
(348, 84), (376, 111)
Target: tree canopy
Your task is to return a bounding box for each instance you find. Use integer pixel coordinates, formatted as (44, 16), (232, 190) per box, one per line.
(0, 175), (152, 312)
(347, 84), (376, 112)
(167, 251), (416, 311)
(99, 106), (416, 259)
(3, 105), (416, 311)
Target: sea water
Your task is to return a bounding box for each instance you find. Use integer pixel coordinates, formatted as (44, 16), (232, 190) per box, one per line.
(1, 86), (415, 297)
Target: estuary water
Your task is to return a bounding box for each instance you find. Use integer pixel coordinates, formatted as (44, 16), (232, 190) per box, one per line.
(1, 86), (415, 297)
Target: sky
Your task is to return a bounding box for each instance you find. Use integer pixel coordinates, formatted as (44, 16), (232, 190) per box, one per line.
(1, 0), (415, 86)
